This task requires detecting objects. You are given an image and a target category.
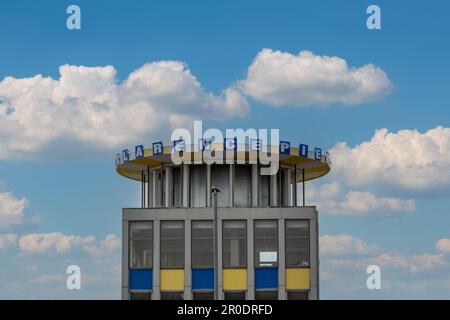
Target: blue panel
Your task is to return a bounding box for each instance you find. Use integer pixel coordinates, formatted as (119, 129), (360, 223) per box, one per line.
(192, 269), (214, 290)
(255, 268), (278, 289)
(129, 269), (152, 291)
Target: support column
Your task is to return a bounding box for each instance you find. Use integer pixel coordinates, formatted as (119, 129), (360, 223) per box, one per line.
(286, 168), (291, 207)
(217, 218), (224, 300)
(270, 173), (278, 207)
(152, 169), (156, 208)
(147, 167), (151, 208)
(182, 164), (189, 208)
(184, 220), (192, 300)
(251, 164), (258, 207)
(229, 164), (234, 207)
(141, 171), (145, 208)
(278, 219), (286, 300)
(121, 219), (129, 300)
(165, 166), (170, 208)
(293, 165), (298, 207)
(302, 169), (306, 207)
(247, 219), (255, 300)
(207, 164), (211, 207)
(309, 213), (319, 300)
(152, 220), (160, 300)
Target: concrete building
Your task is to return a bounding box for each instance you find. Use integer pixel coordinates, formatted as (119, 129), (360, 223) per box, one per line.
(116, 140), (330, 300)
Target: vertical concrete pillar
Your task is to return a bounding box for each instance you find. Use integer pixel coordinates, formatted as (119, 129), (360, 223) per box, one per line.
(121, 218), (129, 300)
(309, 212), (319, 300)
(152, 169), (156, 208)
(270, 173), (278, 206)
(278, 219), (286, 300)
(207, 164), (211, 207)
(247, 219), (255, 300)
(286, 168), (292, 206)
(152, 219), (160, 300)
(183, 164), (189, 208)
(165, 166), (171, 208)
(184, 220), (192, 300)
(217, 218), (224, 300)
(229, 164), (234, 207)
(251, 164), (258, 207)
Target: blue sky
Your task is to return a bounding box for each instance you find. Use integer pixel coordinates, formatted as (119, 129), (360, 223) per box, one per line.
(0, 0), (450, 299)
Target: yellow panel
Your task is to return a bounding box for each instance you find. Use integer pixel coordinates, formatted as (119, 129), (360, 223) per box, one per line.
(160, 269), (184, 291)
(286, 268), (310, 290)
(223, 269), (247, 291)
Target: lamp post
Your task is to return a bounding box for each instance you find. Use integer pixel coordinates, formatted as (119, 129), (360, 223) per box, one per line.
(211, 187), (220, 300)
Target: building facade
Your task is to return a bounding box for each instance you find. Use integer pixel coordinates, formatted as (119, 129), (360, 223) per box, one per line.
(116, 142), (330, 300)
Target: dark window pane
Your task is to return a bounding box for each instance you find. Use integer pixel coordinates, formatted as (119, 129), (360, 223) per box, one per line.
(129, 291), (152, 300)
(255, 291), (278, 300)
(254, 220), (278, 268)
(259, 174), (270, 207)
(172, 166), (182, 207)
(223, 220), (247, 268)
(161, 221), (184, 268)
(190, 165), (206, 207)
(285, 220), (309, 267)
(234, 165), (251, 207)
(287, 291), (309, 300)
(193, 292), (214, 300)
(129, 222), (153, 268)
(224, 292), (246, 300)
(211, 165), (229, 207)
(192, 220), (214, 268)
(161, 292), (184, 300)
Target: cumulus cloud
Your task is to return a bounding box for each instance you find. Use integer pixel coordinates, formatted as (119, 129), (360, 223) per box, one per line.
(307, 182), (415, 216)
(320, 234), (380, 256)
(18, 232), (95, 254)
(0, 61), (249, 160)
(436, 238), (450, 253)
(82, 234), (121, 259)
(327, 253), (448, 274)
(330, 126), (450, 193)
(238, 49), (392, 107)
(0, 192), (28, 230)
(0, 233), (17, 252)
(18, 232), (120, 261)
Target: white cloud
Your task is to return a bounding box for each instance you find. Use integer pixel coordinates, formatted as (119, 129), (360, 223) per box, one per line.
(82, 234), (121, 259)
(326, 252), (448, 274)
(436, 238), (450, 253)
(18, 232), (95, 254)
(18, 232), (120, 261)
(238, 49), (392, 107)
(307, 182), (415, 216)
(330, 126), (450, 193)
(320, 234), (380, 256)
(0, 61), (249, 160)
(0, 192), (28, 230)
(0, 233), (17, 252)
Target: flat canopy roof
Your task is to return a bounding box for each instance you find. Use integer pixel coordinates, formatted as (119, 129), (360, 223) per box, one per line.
(116, 143), (331, 183)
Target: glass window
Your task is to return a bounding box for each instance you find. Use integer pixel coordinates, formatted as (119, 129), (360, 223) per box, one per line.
(172, 166), (182, 207)
(223, 220), (247, 268)
(193, 292), (214, 300)
(255, 291), (278, 300)
(287, 291), (309, 300)
(192, 220), (214, 268)
(234, 165), (251, 207)
(285, 220), (310, 267)
(259, 173), (270, 207)
(224, 292), (246, 300)
(129, 291), (152, 300)
(211, 165), (229, 207)
(161, 292), (183, 300)
(190, 165), (206, 207)
(254, 220), (278, 268)
(129, 221), (153, 268)
(161, 221), (184, 268)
